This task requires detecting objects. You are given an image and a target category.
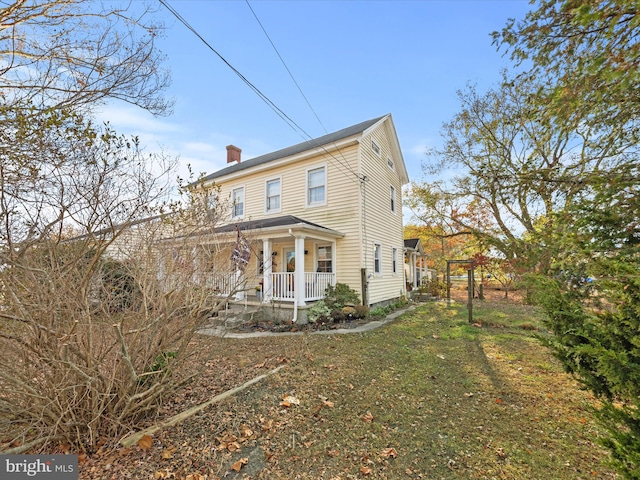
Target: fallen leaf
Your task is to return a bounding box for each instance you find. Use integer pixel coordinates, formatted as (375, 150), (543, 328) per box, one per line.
(280, 394), (300, 407)
(380, 447), (398, 458)
(254, 360), (266, 368)
(231, 457), (248, 472)
(362, 412), (374, 423)
(138, 435), (153, 451)
(154, 469), (174, 479)
(161, 447), (177, 460)
(322, 399), (335, 408)
(240, 425), (254, 438)
(186, 474), (205, 480)
(464, 392), (474, 397)
(360, 466), (373, 475)
(437, 354), (446, 360)
(495, 398), (503, 404)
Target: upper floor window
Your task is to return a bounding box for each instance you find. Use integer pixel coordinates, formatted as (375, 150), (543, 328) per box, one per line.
(387, 157), (395, 170)
(265, 178), (281, 213)
(374, 243), (382, 275)
(371, 140), (381, 157)
(307, 166), (326, 206)
(231, 186), (244, 218)
(390, 185), (396, 213)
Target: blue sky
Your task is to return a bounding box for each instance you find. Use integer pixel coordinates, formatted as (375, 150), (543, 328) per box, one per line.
(99, 0), (533, 193)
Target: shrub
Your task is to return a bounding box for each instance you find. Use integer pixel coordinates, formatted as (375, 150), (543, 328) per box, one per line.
(354, 305), (370, 319)
(323, 283), (360, 310)
(307, 300), (331, 324)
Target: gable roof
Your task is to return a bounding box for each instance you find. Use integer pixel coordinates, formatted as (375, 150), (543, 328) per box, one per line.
(404, 238), (425, 255)
(196, 115), (387, 185)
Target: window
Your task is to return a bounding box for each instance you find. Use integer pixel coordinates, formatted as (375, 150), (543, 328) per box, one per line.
(317, 245), (333, 273)
(374, 243), (382, 274)
(231, 186), (244, 218)
(307, 166), (326, 206)
(392, 247), (398, 274)
(265, 178), (281, 213)
(390, 185), (396, 213)
(371, 140), (381, 157)
(387, 157), (395, 170)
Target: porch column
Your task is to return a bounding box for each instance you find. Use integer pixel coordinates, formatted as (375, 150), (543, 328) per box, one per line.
(412, 252), (418, 288)
(262, 239), (273, 303)
(294, 234), (306, 306)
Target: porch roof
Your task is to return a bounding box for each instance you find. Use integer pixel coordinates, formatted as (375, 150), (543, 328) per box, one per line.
(404, 238), (425, 255)
(217, 215), (345, 240)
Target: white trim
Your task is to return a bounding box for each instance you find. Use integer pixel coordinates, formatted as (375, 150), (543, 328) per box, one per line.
(392, 247), (398, 275)
(373, 242), (382, 276)
(371, 139), (382, 158)
(390, 185), (396, 214)
(264, 176), (282, 214)
(231, 185), (245, 219)
(305, 164), (327, 208)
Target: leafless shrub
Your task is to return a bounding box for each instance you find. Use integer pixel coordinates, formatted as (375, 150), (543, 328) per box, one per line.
(0, 110), (239, 452)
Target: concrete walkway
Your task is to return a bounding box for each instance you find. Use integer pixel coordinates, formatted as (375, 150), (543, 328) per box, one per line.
(198, 305), (416, 339)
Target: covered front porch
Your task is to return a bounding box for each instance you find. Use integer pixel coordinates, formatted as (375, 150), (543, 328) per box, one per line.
(198, 215), (345, 307)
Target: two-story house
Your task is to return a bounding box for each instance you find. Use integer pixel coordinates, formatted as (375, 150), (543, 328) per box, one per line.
(188, 114), (409, 318)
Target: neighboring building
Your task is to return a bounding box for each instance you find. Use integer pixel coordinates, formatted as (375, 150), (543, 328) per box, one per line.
(404, 238), (429, 291)
(188, 114), (409, 315)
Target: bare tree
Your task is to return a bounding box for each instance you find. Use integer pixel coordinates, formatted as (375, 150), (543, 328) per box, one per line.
(0, 110), (237, 452)
(0, 0), (172, 115)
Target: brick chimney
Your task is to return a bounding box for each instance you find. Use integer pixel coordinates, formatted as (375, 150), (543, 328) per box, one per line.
(226, 145), (242, 164)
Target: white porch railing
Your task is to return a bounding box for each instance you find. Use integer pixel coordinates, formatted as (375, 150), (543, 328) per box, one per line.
(271, 272), (295, 301)
(305, 272), (334, 301)
(270, 272), (335, 302)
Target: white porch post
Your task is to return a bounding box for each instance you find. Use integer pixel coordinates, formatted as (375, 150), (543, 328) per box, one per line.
(262, 239), (273, 303)
(412, 252), (418, 288)
(294, 235), (306, 306)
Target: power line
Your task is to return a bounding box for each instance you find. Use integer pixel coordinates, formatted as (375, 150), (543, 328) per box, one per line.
(159, 0), (363, 184)
(245, 0), (328, 135)
(244, 0), (360, 181)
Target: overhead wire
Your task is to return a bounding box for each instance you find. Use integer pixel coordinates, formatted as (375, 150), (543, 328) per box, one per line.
(244, 0), (361, 182)
(159, 0), (363, 184)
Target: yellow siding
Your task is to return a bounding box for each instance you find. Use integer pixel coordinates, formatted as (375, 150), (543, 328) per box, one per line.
(205, 117), (407, 306)
(359, 124), (406, 305)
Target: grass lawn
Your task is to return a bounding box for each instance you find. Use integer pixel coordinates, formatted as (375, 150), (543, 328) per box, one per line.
(80, 298), (618, 479)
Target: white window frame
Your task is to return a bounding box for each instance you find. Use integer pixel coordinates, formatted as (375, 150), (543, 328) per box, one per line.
(371, 140), (382, 158)
(374, 242), (382, 275)
(231, 186), (245, 219)
(306, 165), (327, 207)
(390, 185), (396, 213)
(392, 247), (398, 274)
(387, 156), (395, 171)
(265, 177), (282, 214)
(316, 244), (333, 273)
